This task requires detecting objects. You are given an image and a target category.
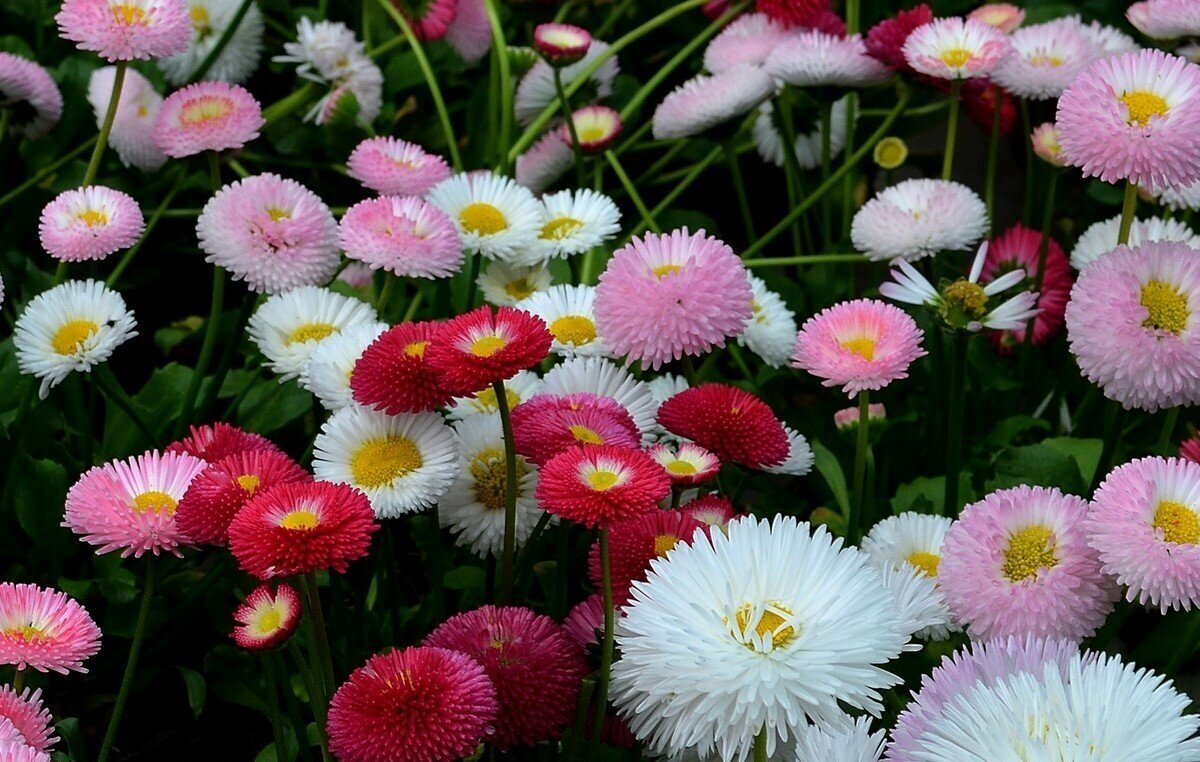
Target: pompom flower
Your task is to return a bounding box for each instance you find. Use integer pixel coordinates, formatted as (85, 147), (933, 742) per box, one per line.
(533, 23), (591, 65)
(198, 173), (339, 294)
(350, 321), (452, 415)
(0, 584), (101, 675)
(1056, 50), (1200, 189)
(338, 196), (463, 279)
(158, 0), (264, 84)
(511, 392), (640, 465)
(980, 223), (1072, 351)
(345, 137), (451, 197)
(166, 421), (280, 463)
(1128, 0), (1200, 40)
(865, 3), (933, 73)
(56, 0), (191, 61)
(647, 442), (720, 487)
(0, 685), (56, 754)
(38, 186), (144, 262)
(651, 65), (775, 140)
(1070, 214), (1200, 271)
(594, 228), (752, 369)
(588, 510), (708, 606)
(703, 13), (788, 73)
(860, 512), (956, 640)
(231, 583), (301, 650)
(765, 31), (889, 88)
(992, 20), (1098, 100)
(327, 647), (498, 762)
(391, 0), (456, 41)
(175, 449), (310, 546)
(656, 384), (789, 469)
(299, 322), (388, 412)
(152, 80), (263, 157)
(756, 0), (838, 30)
(425, 306), (552, 396)
(792, 299), (926, 397)
(227, 480), (377, 578)
(850, 179), (988, 263)
(424, 606), (587, 749)
(940, 485), (1114, 641)
(738, 275), (798, 368)
(902, 18), (1014, 80)
(536, 444), (671, 529)
(87, 66), (165, 171)
(564, 594), (604, 649)
(0, 53), (62, 139)
(247, 287), (379, 380)
(1065, 240), (1200, 411)
(427, 172), (541, 261)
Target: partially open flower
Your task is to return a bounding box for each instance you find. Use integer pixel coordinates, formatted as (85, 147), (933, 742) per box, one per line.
(534, 23), (591, 65)
(231, 583), (301, 650)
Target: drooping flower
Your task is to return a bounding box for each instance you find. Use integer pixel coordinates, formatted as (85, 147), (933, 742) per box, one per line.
(424, 306), (552, 396)
(273, 17), (382, 125)
(752, 96), (854, 170)
(651, 65), (775, 139)
(158, 0), (264, 84)
(515, 40), (618, 124)
(703, 13), (789, 73)
(38, 186), (144, 262)
(166, 422), (281, 463)
(231, 583), (301, 650)
(588, 510), (708, 606)
(968, 3), (1025, 33)
(1128, 0), (1200, 40)
(0, 584), (101, 675)
(992, 20), (1098, 100)
(564, 105), (623, 152)
(1069, 214), (1200, 271)
(345, 137), (451, 197)
(247, 287), (379, 380)
(528, 189), (621, 263)
(656, 384), (790, 469)
(175, 449), (310, 546)
(56, 0), (191, 61)
(514, 130), (575, 194)
(390, 0), (457, 41)
(350, 321), (453, 415)
(0, 53), (62, 139)
(536, 444), (671, 529)
(861, 512), (957, 640)
(299, 322), (389, 412)
(427, 172), (542, 261)
(765, 31), (889, 88)
(980, 223), (1073, 351)
(851, 178), (988, 263)
(338, 196), (463, 279)
(0, 685), (56, 754)
(511, 392), (640, 465)
(793, 299), (927, 397)
(447, 0), (493, 64)
(647, 442), (720, 487)
(902, 18), (1014, 80)
(152, 80), (263, 157)
(87, 66), (166, 171)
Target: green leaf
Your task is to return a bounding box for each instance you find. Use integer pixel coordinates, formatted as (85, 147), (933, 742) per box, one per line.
(102, 363), (193, 455)
(809, 506), (847, 537)
(237, 379), (312, 434)
(177, 666), (207, 720)
(891, 475), (974, 516)
(444, 566), (485, 591)
(1042, 437), (1103, 488)
(988, 443), (1087, 495)
(811, 441), (850, 516)
(984, 415), (1051, 452)
(13, 457), (67, 546)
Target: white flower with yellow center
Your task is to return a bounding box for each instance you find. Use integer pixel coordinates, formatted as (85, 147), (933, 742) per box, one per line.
(298, 321), (387, 411)
(477, 260), (553, 307)
(439, 415), (544, 558)
(14, 279), (138, 399)
(794, 715), (886, 762)
(992, 20), (1099, 100)
(738, 275), (797, 368)
(1070, 214), (1200, 270)
(158, 0), (265, 85)
(763, 425), (814, 477)
(445, 369), (543, 422)
(860, 512), (958, 640)
(313, 406), (459, 518)
(541, 356), (658, 441)
(247, 286), (379, 381)
(426, 172), (541, 262)
(517, 285), (609, 358)
(902, 17), (1014, 80)
(526, 188), (621, 263)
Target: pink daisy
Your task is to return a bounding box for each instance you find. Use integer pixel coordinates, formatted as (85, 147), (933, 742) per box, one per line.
(534, 23), (592, 66)
(152, 80), (263, 158)
(56, 0), (191, 61)
(64, 449), (208, 558)
(1065, 241), (1200, 412)
(231, 583), (301, 650)
(651, 65), (775, 140)
(1056, 50), (1200, 189)
(515, 130), (575, 194)
(594, 228), (753, 369)
(1182, 434), (1200, 465)
(0, 686), (56, 753)
(424, 306), (552, 396)
(981, 223), (1073, 352)
(535, 444), (671, 530)
(792, 298), (926, 397)
(1128, 0), (1200, 40)
(87, 65), (166, 171)
(38, 186), (144, 262)
(345, 137), (451, 197)
(1087, 456), (1200, 613)
(0, 53), (62, 139)
(765, 31), (890, 88)
(511, 392), (641, 466)
(647, 442), (720, 487)
(940, 485), (1115, 642)
(834, 402), (886, 429)
(563, 593), (604, 649)
(902, 18), (1014, 80)
(0, 584), (101, 675)
(991, 20), (1098, 100)
(197, 173), (339, 294)
(967, 3), (1026, 34)
(445, 0), (492, 64)
(0, 738), (50, 762)
(564, 105), (623, 153)
(391, 0), (458, 41)
(338, 196), (463, 279)
(703, 13), (789, 73)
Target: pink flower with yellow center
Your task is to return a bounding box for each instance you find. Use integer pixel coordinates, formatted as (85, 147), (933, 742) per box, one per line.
(0, 584), (101, 675)
(152, 80), (263, 157)
(902, 17), (1014, 80)
(56, 0), (191, 61)
(38, 186), (144, 262)
(231, 583), (301, 650)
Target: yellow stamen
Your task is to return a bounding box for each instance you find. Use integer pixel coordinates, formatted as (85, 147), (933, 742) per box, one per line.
(189, 4), (212, 34)
(286, 322), (337, 345)
(1121, 90), (1169, 126)
(1140, 280), (1189, 334)
(841, 337), (876, 360)
(503, 277), (536, 301)
(237, 474), (261, 494)
(51, 320), (99, 355)
(351, 435), (424, 489)
(180, 97), (234, 126)
(586, 469), (619, 491)
(549, 315), (597, 346)
(470, 386), (521, 414)
(540, 217), (585, 241)
(652, 264), (682, 279)
(4, 624), (46, 642)
(653, 534), (679, 556)
(569, 424), (604, 445)
(77, 209), (108, 227)
(665, 459), (697, 476)
(906, 551), (941, 578)
(733, 603), (796, 651)
(1153, 500), (1200, 545)
(280, 510), (320, 530)
(469, 448), (517, 511)
(1002, 525), (1057, 582)
(469, 335), (507, 358)
(404, 340), (429, 358)
(873, 136), (908, 169)
(253, 607), (283, 634)
(132, 490), (178, 516)
(1027, 54), (1064, 67)
(266, 207), (291, 222)
(110, 3), (147, 25)
(940, 48), (973, 68)
(460, 203), (509, 235)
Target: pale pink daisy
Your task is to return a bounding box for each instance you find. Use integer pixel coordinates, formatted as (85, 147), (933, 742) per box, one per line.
(345, 136), (451, 197)
(64, 449), (208, 558)
(564, 105), (623, 153)
(594, 228), (753, 369)
(152, 80), (263, 158)
(1030, 121), (1066, 167)
(902, 18), (1014, 80)
(1087, 456), (1200, 613)
(1065, 241), (1200, 412)
(651, 65), (775, 140)
(38, 186), (144, 262)
(197, 173), (339, 294)
(338, 196), (463, 279)
(0, 53), (62, 139)
(703, 13), (789, 73)
(850, 178), (988, 263)
(1128, 0), (1200, 40)
(765, 31), (890, 88)
(0, 583), (101, 675)
(87, 66), (166, 171)
(967, 3), (1025, 34)
(1056, 49), (1200, 189)
(792, 299), (926, 397)
(56, 0), (191, 61)
(445, 0), (491, 64)
(992, 21), (1098, 100)
(0, 685), (57, 753)
(940, 485), (1114, 642)
(515, 129), (575, 194)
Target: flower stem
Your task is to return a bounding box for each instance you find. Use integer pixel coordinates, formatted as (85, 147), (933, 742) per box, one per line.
(1117, 180), (1139, 245)
(840, 92), (858, 240)
(820, 99), (834, 249)
(302, 572), (337, 707)
(1157, 407), (1180, 455)
(984, 89), (1002, 232)
(587, 528), (615, 762)
(753, 726), (768, 762)
(552, 67), (586, 187)
(11, 668), (24, 694)
(93, 365), (158, 445)
(850, 390), (871, 542)
(942, 331), (969, 515)
(106, 164), (187, 287)
(941, 79), (961, 181)
(189, 0), (254, 82)
(96, 555), (156, 762)
(483, 0), (513, 173)
(744, 253), (865, 267)
(262, 653), (289, 762)
(607, 150), (660, 233)
(726, 135), (755, 243)
(493, 379), (519, 604)
(772, 91), (806, 259)
(83, 61), (126, 189)
(286, 640), (331, 762)
(174, 265), (226, 439)
(376, 275), (396, 316)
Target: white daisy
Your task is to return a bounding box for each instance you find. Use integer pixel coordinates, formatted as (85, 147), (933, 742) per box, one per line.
(861, 513), (957, 640)
(274, 17), (365, 84)
(793, 716), (886, 762)
(247, 286), (379, 381)
(298, 321), (387, 411)
(517, 284), (609, 358)
(1066, 14), (1141, 58)
(477, 260), (553, 307)
(610, 515), (910, 762)
(439, 415), (543, 558)
(647, 372), (689, 406)
(445, 369), (543, 422)
(851, 178), (989, 263)
(14, 280), (138, 399)
(902, 17), (1014, 80)
(87, 66), (165, 172)
(879, 564), (955, 647)
(1070, 214), (1200, 270)
(158, 0), (265, 85)
(753, 96), (853, 170)
(991, 20), (1099, 100)
(427, 172), (542, 261)
(528, 188), (621, 263)
(540, 356), (658, 441)
(1153, 179), (1200, 211)
(313, 406), (459, 518)
(738, 275), (797, 368)
(763, 425), (814, 476)
(764, 31), (889, 88)
(514, 40), (618, 124)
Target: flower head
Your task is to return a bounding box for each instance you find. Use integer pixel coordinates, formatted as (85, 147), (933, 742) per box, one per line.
(968, 3), (1025, 33)
(175, 449), (310, 546)
(536, 444), (671, 529)
(339, 196), (463, 279)
(153, 81), (262, 157)
(158, 0), (264, 84)
(752, 96), (855, 170)
(680, 494), (737, 526)
(656, 384), (789, 469)
(514, 130), (575, 194)
(756, 0), (839, 31)
(166, 422), (280, 463)
(980, 224), (1072, 351)
(1030, 121), (1066, 166)
(39, 186), (144, 262)
(651, 66), (775, 139)
(647, 442), (720, 487)
(299, 323), (388, 412)
(391, 0), (456, 41)
(515, 41), (618, 124)
(56, 0), (191, 61)
(1070, 214), (1200, 271)
(992, 20), (1098, 100)
(765, 31), (889, 89)
(425, 306), (552, 396)
(1128, 0), (1200, 40)
(851, 178), (988, 263)
(0, 685), (56, 754)
(87, 66), (166, 170)
(903, 18), (1014, 80)
(704, 13), (789, 72)
(427, 172), (542, 261)
(541, 356), (658, 440)
(247, 287), (379, 380)
(793, 299), (926, 396)
(345, 137), (451, 197)
(0, 584), (100, 675)
(231, 583), (301, 650)
(563, 105), (622, 152)
(534, 23), (591, 65)
(0, 53), (62, 139)
(588, 510), (709, 606)
(477, 261), (551, 307)
(737, 276), (798, 368)
(517, 285), (608, 357)
(865, 4), (933, 73)
(860, 512), (957, 640)
(530, 189), (621, 262)
(764, 424), (816, 476)
(351, 321), (453, 415)
(512, 392), (640, 466)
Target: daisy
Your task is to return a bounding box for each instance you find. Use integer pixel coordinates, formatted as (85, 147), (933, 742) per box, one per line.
(835, 402), (886, 430)
(392, 0), (456, 41)
(796, 716), (886, 762)
(166, 421), (280, 463)
(1153, 178), (1200, 211)
(765, 31), (889, 88)
(350, 321), (452, 415)
(424, 306), (552, 396)
(273, 18), (362, 84)
(737, 275), (797, 368)
(864, 4), (934, 74)
(860, 512), (956, 640)
(299, 322), (389, 412)
(564, 105), (622, 153)
(651, 65), (775, 140)
(517, 285), (608, 357)
(541, 356), (660, 442)
(536, 444), (671, 529)
(656, 384), (790, 469)
(1128, 0), (1200, 40)
(158, 0), (264, 84)
(681, 494), (737, 526)
(440, 415), (542, 558)
(940, 485), (1114, 641)
(0, 584), (100, 676)
(647, 442), (720, 487)
(1066, 240), (1200, 411)
(1067, 14), (1140, 58)
(902, 18), (1014, 80)
(1069, 214), (1200, 270)
(850, 178), (988, 263)
(345, 136), (451, 197)
(968, 3), (1025, 33)
(64, 450), (208, 557)
(611, 515), (910, 761)
(152, 80), (263, 158)
(338, 196), (463, 279)
(991, 20), (1098, 100)
(13, 280), (137, 399)
(247, 286), (379, 380)
(87, 66), (166, 171)
(515, 40), (619, 125)
(424, 606), (588, 750)
(763, 424), (815, 476)
(230, 583), (301, 650)
(327, 647), (498, 762)
(793, 299), (927, 396)
(38, 186), (144, 262)
(445, 370), (543, 422)
(1182, 434), (1200, 464)
(703, 13), (789, 73)
(752, 96), (853, 170)
(511, 393), (640, 465)
(477, 260), (552, 307)
(0, 53), (62, 139)
(588, 510), (709, 606)
(534, 23), (591, 65)
(427, 172), (541, 261)
(981, 223), (1073, 351)
(514, 130), (575, 194)
(528, 189), (621, 262)
(312, 406), (459, 518)
(1030, 120), (1066, 167)
(1057, 49), (1200, 189)
(56, 0), (191, 61)
(0, 685), (57, 754)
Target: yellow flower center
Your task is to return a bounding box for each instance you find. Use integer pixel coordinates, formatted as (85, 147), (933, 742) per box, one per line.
(1140, 280), (1189, 334)
(734, 603), (796, 651)
(77, 209), (108, 227)
(110, 3), (147, 25)
(132, 490), (178, 516)
(1027, 54), (1064, 67)
(944, 279), (989, 317)
(579, 124), (607, 143)
(1002, 525), (1057, 582)
(286, 322), (337, 345)
(189, 3), (212, 34)
(404, 340), (428, 358)
(540, 217), (585, 241)
(266, 207), (291, 222)
(841, 337), (876, 361)
(469, 448), (516, 512)
(906, 551), (941, 578)
(280, 509), (320, 530)
(253, 607), (283, 634)
(180, 96), (234, 126)
(653, 534), (680, 556)
(503, 277), (536, 301)
(873, 136), (908, 169)
(652, 264), (682, 279)
(460, 203), (509, 235)
(1121, 90), (1169, 126)
(469, 334), (507, 357)
(549, 315), (597, 346)
(4, 624), (46, 643)
(51, 319), (99, 355)
(586, 469), (620, 491)
(237, 474), (261, 494)
(940, 48), (973, 68)
(351, 435), (423, 489)
(665, 459), (697, 476)
(569, 424), (604, 444)
(470, 386), (520, 414)
(1153, 500), (1200, 545)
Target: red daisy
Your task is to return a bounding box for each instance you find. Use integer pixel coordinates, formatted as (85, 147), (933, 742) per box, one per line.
(646, 442), (721, 487)
(227, 481), (378, 579)
(175, 449), (311, 546)
(231, 583), (301, 651)
(512, 393), (641, 466)
(391, 0), (457, 41)
(535, 444), (671, 529)
(981, 223), (1073, 353)
(865, 4), (933, 73)
(587, 510), (708, 606)
(351, 321), (454, 415)
(680, 494), (738, 527)
(424, 606), (588, 750)
(655, 384), (789, 470)
(961, 79), (1017, 137)
(166, 422), (281, 463)
(327, 646), (498, 762)
(0, 686), (55, 754)
(1181, 434), (1200, 465)
(756, 0), (841, 31)
(563, 593), (603, 649)
(425, 306), (552, 397)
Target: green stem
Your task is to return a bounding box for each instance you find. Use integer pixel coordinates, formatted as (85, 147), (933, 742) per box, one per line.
(199, 290), (257, 419)
(376, 275), (397, 315)
(587, 529), (615, 762)
(753, 726), (768, 762)
(1117, 180), (1139, 245)
(840, 92), (858, 240)
(985, 88), (1002, 232)
(744, 253), (865, 267)
(850, 390), (870, 542)
(820, 99), (833, 249)
(272, 650), (316, 762)
(262, 654), (289, 762)
(1093, 401), (1127, 490)
(401, 289), (424, 322)
(190, 0), (254, 81)
(462, 253), (481, 312)
(302, 572), (337, 705)
(11, 668), (24, 694)
(1022, 170), (1058, 347)
(553, 68), (586, 186)
(566, 677), (596, 761)
(0, 137), (95, 210)
(174, 266), (225, 438)
(636, 146), (724, 238)
(1157, 407), (1180, 455)
(286, 640), (331, 761)
(942, 79), (961, 181)
(83, 61), (126, 188)
(96, 556), (156, 762)
(107, 166), (187, 286)
(943, 331), (969, 515)
(93, 365), (157, 445)
(263, 82), (319, 126)
(607, 150), (659, 233)
(726, 135), (756, 243)
(772, 91), (806, 259)
(494, 379), (519, 604)
(483, 0), (513, 173)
